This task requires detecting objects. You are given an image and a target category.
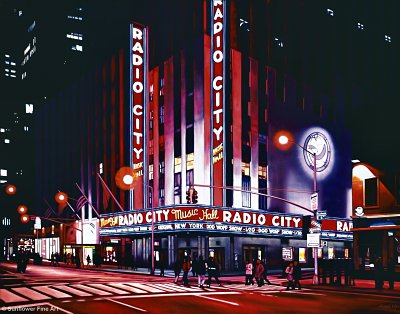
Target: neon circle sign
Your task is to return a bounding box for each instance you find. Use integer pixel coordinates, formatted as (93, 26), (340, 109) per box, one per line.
(303, 131), (332, 172)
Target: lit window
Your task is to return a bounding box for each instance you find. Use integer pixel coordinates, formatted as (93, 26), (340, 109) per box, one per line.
(274, 37), (284, 48)
(10, 75), (16, 78)
(22, 72), (26, 80)
(24, 126), (29, 131)
(24, 43), (31, 55)
(4, 139), (10, 144)
(71, 44), (83, 51)
(25, 104), (34, 114)
(0, 169), (7, 176)
(357, 22), (364, 30)
(66, 33), (83, 40)
(5, 54), (10, 58)
(5, 61), (9, 65)
(385, 35), (391, 43)
(327, 8), (334, 16)
(99, 162), (103, 174)
(28, 21), (36, 32)
(0, 128), (5, 132)
(10, 69), (16, 73)
(239, 18), (250, 32)
(10, 62), (16, 66)
(5, 69), (9, 72)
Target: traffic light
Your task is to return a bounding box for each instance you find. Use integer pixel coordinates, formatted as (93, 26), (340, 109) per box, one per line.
(192, 189), (198, 204)
(186, 188), (192, 204)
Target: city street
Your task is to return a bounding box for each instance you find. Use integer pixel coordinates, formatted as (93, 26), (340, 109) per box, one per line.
(1, 263), (400, 313)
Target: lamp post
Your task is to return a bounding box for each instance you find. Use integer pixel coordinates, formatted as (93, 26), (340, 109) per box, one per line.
(121, 173), (154, 275)
(278, 135), (319, 285)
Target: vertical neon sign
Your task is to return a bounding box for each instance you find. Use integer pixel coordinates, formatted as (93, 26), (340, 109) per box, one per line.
(130, 23), (148, 209)
(211, 0), (225, 205)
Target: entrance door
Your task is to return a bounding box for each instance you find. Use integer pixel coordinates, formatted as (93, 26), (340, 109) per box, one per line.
(209, 247), (225, 272)
(243, 245), (265, 264)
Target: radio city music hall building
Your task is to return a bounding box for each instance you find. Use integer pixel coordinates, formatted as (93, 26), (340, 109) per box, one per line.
(98, 0), (353, 271)
(34, 1), (354, 271)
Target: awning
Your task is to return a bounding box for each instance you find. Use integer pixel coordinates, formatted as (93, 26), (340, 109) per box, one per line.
(352, 225), (400, 232)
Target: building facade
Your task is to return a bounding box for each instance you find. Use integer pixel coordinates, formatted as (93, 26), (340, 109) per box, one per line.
(32, 0), (358, 270)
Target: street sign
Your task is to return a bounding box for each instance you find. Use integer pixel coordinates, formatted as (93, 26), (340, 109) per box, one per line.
(311, 220), (321, 229)
(316, 210), (327, 221)
(309, 227), (321, 233)
(34, 217), (41, 230)
(307, 233), (321, 248)
(310, 192), (318, 212)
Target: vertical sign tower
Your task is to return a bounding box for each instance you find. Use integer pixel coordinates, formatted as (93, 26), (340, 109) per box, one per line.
(211, 0), (226, 206)
(130, 23), (149, 210)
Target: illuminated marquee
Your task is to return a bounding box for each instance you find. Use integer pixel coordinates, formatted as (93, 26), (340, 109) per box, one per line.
(130, 23), (147, 178)
(320, 218), (353, 240)
(211, 0), (225, 164)
(99, 206), (304, 237)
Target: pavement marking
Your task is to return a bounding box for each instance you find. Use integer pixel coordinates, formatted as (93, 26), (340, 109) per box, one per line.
(197, 295), (239, 306)
(11, 287), (51, 301)
(152, 283), (203, 292)
(70, 284), (112, 296)
(0, 289), (29, 303)
(52, 285), (92, 297)
(32, 286), (72, 298)
(111, 291), (240, 301)
(108, 283), (149, 294)
(126, 283), (165, 293)
(88, 283), (130, 295)
(108, 299), (147, 312)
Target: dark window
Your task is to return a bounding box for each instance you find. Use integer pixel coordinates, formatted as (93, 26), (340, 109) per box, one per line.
(242, 175), (251, 208)
(364, 177), (378, 207)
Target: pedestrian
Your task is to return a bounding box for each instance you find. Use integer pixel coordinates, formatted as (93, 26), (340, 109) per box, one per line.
(86, 254), (91, 266)
(76, 255), (81, 269)
(50, 252), (55, 266)
(191, 256), (198, 277)
(182, 256), (191, 286)
(262, 260), (271, 285)
(54, 253), (60, 266)
(255, 259), (265, 287)
(293, 261), (302, 289)
(173, 259), (181, 283)
(71, 254), (75, 265)
(197, 255), (207, 288)
(285, 262), (294, 290)
(245, 260), (254, 285)
(374, 256), (384, 290)
(159, 256), (165, 276)
(387, 257), (395, 289)
(206, 256), (222, 287)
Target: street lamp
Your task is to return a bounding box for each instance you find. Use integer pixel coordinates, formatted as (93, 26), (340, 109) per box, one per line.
(5, 184), (17, 195)
(278, 134), (319, 285)
(120, 172), (155, 275)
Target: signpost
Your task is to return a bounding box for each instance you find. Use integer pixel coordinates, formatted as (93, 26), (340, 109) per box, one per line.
(34, 217), (41, 230)
(307, 233), (321, 248)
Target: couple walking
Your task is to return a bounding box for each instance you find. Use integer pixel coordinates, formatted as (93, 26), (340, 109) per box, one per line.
(245, 259), (271, 287)
(285, 261), (302, 290)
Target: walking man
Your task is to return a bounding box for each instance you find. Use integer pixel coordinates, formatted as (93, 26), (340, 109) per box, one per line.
(206, 256), (222, 287)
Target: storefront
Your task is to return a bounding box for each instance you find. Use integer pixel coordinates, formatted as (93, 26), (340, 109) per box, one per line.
(99, 205), (352, 271)
(352, 214), (400, 276)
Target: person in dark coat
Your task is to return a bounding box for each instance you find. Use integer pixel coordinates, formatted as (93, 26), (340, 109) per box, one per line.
(262, 260), (271, 285)
(182, 256), (191, 286)
(197, 255), (207, 287)
(387, 258), (395, 289)
(206, 256), (221, 287)
(173, 259), (181, 283)
(374, 256), (384, 290)
(293, 261), (302, 289)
